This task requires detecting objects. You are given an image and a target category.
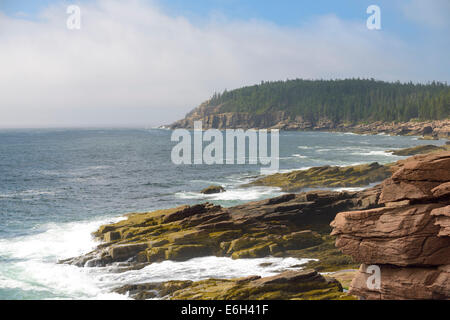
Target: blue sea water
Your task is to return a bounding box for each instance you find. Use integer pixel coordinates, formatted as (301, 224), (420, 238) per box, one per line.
(0, 128), (444, 299)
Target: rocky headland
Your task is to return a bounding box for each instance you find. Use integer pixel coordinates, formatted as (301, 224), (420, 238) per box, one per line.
(168, 105), (450, 139)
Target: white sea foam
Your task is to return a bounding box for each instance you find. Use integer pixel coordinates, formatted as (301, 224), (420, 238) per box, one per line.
(95, 256), (316, 286)
(292, 154), (307, 159)
(351, 150), (394, 156)
(0, 189), (58, 199)
(0, 216), (314, 299)
(333, 186), (366, 192)
(176, 186), (282, 201)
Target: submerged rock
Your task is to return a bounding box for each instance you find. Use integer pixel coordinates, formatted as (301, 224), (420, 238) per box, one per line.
(331, 151), (450, 299)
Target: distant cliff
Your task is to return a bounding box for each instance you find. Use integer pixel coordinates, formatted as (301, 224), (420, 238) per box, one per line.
(168, 79), (450, 137)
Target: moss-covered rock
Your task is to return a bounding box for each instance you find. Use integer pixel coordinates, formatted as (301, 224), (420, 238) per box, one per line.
(245, 162), (390, 192)
(388, 144), (448, 156)
(165, 244), (212, 261)
(201, 185), (225, 194)
(286, 235), (359, 272)
(326, 270), (358, 291)
(62, 187), (381, 269)
(114, 269), (356, 300)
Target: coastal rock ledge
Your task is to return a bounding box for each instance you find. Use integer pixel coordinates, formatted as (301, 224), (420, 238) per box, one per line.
(61, 188), (380, 270)
(331, 151), (450, 300)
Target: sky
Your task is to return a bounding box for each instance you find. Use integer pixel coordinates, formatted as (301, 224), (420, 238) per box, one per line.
(0, 0), (449, 128)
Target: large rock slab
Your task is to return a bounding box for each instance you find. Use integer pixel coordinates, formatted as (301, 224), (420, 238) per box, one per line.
(331, 204), (450, 266)
(246, 162), (390, 192)
(349, 264), (450, 300)
(114, 269), (353, 300)
(331, 151), (450, 299)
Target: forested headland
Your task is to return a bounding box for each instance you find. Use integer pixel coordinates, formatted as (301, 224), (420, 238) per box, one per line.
(205, 79), (449, 123)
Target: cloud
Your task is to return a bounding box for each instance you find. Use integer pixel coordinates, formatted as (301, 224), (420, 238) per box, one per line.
(401, 0), (450, 29)
(0, 0), (447, 127)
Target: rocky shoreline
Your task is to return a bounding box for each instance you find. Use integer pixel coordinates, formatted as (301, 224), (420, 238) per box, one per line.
(113, 269), (352, 300)
(168, 107), (450, 139)
(245, 144), (450, 192)
(61, 186), (381, 269)
(61, 186), (381, 299)
(245, 162), (391, 192)
(62, 147), (450, 300)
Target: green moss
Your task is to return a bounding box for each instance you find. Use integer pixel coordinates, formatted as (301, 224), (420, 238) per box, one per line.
(208, 230), (242, 242)
(165, 244), (212, 261)
(245, 162), (391, 192)
(286, 236), (359, 272)
(167, 275), (353, 300)
(201, 185), (225, 194)
(146, 247), (167, 262)
(231, 242), (272, 259)
(388, 144), (448, 156)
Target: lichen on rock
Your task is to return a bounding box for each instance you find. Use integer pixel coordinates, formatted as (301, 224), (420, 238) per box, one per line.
(245, 163), (391, 192)
(114, 269), (355, 300)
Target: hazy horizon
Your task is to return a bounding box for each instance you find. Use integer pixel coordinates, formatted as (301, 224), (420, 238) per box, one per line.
(1, 0), (449, 128)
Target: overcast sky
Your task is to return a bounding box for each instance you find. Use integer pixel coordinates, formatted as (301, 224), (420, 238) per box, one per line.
(0, 0), (449, 128)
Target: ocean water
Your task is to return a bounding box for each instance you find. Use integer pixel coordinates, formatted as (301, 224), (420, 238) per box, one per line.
(0, 128), (445, 299)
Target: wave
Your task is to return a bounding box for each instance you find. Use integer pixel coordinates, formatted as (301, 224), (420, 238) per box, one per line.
(0, 215), (314, 299)
(96, 256), (316, 287)
(0, 189), (58, 199)
(176, 186), (282, 202)
(291, 154), (307, 159)
(0, 216), (129, 299)
(351, 150), (394, 156)
(277, 167), (312, 174)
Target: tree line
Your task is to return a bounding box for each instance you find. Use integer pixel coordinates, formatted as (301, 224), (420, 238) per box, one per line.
(206, 79), (449, 123)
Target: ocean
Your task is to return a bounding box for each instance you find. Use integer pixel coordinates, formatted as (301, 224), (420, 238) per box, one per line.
(0, 128), (444, 299)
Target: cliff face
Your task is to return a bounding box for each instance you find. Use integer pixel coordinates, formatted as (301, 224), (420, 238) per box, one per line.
(331, 152), (450, 299)
(169, 105), (293, 130)
(168, 104), (450, 138)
